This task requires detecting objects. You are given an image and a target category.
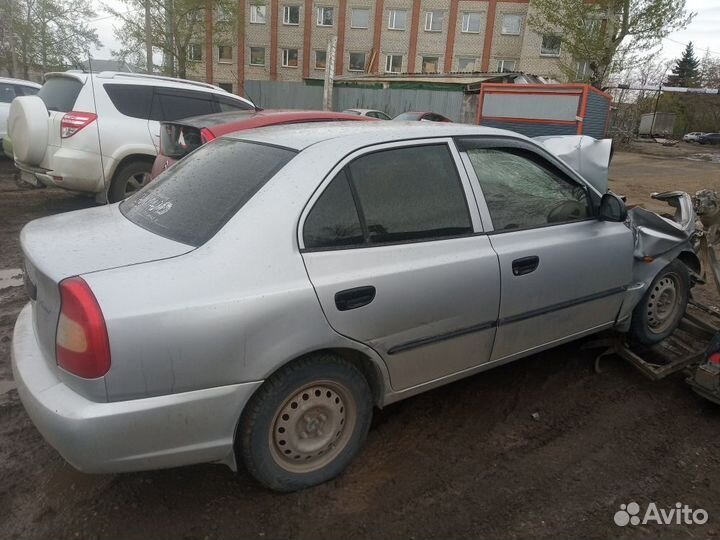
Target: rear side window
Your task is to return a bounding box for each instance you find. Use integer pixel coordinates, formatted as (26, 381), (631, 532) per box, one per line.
(217, 96), (254, 112)
(104, 84), (153, 119)
(303, 170), (363, 249)
(151, 90), (216, 121)
(37, 77), (82, 112)
(120, 139), (295, 246)
(17, 85), (39, 96)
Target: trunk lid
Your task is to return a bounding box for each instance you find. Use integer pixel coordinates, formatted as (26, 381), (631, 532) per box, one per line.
(21, 205), (194, 370)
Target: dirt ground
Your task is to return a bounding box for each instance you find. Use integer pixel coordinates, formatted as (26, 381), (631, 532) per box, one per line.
(1, 150), (720, 540)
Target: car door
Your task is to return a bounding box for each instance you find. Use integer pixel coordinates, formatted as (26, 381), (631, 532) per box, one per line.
(457, 138), (634, 362)
(299, 140), (501, 391)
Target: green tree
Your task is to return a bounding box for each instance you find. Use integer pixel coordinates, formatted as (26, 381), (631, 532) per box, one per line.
(528, 0), (694, 88)
(666, 41), (701, 87)
(700, 48), (720, 88)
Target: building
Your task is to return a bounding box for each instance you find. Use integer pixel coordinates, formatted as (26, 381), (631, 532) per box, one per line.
(188, 0), (579, 94)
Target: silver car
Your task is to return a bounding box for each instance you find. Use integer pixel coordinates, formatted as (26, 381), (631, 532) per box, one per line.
(12, 123), (699, 492)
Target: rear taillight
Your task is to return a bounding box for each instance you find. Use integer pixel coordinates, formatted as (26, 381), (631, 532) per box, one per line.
(61, 111), (97, 138)
(56, 277), (111, 378)
(709, 353), (720, 365)
(200, 128), (214, 144)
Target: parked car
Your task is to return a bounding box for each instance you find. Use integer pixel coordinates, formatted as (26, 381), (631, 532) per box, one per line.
(393, 111), (452, 122)
(152, 110), (373, 178)
(698, 133), (720, 145)
(341, 108), (392, 120)
(13, 123), (698, 493)
(682, 131), (705, 143)
(7, 71), (255, 202)
(1, 77), (41, 158)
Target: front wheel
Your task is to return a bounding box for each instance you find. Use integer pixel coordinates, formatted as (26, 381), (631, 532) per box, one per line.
(629, 259), (689, 346)
(238, 354), (373, 492)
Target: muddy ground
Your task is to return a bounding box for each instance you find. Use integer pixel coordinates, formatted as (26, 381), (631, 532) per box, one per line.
(1, 149), (720, 540)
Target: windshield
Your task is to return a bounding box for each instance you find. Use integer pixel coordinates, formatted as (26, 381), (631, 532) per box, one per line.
(394, 112), (422, 121)
(38, 77), (82, 112)
(120, 139), (296, 246)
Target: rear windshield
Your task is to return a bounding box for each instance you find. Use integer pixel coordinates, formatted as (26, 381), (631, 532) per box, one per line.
(160, 123), (203, 158)
(38, 77), (83, 112)
(120, 139), (296, 246)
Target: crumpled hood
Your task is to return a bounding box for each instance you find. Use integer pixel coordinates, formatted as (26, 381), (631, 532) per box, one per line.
(534, 135), (613, 194)
(627, 191), (695, 259)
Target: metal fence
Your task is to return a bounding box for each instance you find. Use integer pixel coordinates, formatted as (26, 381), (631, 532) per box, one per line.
(243, 80), (467, 122)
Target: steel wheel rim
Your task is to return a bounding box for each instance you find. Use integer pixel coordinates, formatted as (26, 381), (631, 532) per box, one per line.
(269, 380), (356, 474)
(646, 272), (680, 334)
(124, 172), (151, 195)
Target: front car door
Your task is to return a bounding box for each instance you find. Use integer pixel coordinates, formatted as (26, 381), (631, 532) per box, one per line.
(299, 139), (501, 392)
(456, 137), (634, 362)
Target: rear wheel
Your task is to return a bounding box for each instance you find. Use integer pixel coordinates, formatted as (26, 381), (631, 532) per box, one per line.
(238, 354), (373, 492)
(108, 160), (152, 202)
(629, 259), (689, 346)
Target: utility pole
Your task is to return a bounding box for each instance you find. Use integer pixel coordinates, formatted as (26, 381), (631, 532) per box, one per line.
(145, 0), (153, 73)
(322, 35), (337, 111)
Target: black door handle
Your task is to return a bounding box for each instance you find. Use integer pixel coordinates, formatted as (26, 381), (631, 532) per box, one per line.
(512, 256), (540, 276)
(335, 286), (376, 311)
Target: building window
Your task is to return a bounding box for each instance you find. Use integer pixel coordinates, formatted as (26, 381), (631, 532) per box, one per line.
(350, 8), (370, 28)
(422, 56), (439, 73)
(315, 50), (327, 69)
(250, 4), (267, 24)
(461, 12), (481, 33)
(424, 11), (443, 32)
(188, 43), (202, 61)
(385, 54), (402, 73)
(218, 45), (233, 63)
(540, 34), (561, 56)
(575, 60), (592, 80)
(283, 5), (300, 25)
(218, 82), (233, 92)
(458, 57), (476, 72)
(496, 59), (516, 72)
(388, 9), (407, 30)
(317, 6), (333, 26)
(349, 52), (366, 71)
(282, 48), (299, 67)
(250, 47), (265, 66)
(501, 14), (521, 35)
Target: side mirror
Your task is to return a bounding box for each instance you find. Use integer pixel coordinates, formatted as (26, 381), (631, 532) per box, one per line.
(598, 192), (627, 222)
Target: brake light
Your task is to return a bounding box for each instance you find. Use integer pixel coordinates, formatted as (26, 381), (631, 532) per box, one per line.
(56, 277), (111, 378)
(200, 128), (214, 144)
(709, 353), (720, 365)
(61, 111), (97, 138)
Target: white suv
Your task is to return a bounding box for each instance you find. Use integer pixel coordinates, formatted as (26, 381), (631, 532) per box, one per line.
(7, 71), (255, 202)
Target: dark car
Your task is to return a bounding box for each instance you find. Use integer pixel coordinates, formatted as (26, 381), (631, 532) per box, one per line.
(393, 111), (452, 122)
(698, 133), (720, 145)
(151, 109), (374, 178)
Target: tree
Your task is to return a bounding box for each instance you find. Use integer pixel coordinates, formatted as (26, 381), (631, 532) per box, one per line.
(0, 0), (101, 79)
(666, 41), (701, 87)
(106, 0), (240, 79)
(528, 0), (694, 88)
(700, 48), (720, 88)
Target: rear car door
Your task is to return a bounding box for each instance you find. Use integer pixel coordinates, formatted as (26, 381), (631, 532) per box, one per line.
(457, 138), (633, 362)
(300, 139), (501, 392)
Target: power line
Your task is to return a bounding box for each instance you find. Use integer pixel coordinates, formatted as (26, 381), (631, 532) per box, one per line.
(662, 36), (720, 58)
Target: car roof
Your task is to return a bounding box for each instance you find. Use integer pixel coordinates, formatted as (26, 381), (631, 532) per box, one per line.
(224, 121), (525, 151)
(0, 76), (41, 88)
(343, 108), (383, 114)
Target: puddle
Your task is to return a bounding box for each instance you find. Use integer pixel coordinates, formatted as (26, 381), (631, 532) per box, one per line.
(0, 268), (23, 290)
(686, 153), (720, 163)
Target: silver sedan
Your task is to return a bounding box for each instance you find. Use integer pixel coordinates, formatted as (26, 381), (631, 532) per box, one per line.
(12, 122), (698, 492)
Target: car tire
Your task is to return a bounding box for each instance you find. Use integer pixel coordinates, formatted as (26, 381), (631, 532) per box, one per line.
(238, 354), (373, 492)
(108, 160), (153, 203)
(629, 259), (689, 346)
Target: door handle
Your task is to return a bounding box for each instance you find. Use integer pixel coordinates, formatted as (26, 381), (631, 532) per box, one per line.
(334, 286), (376, 311)
(512, 256), (540, 276)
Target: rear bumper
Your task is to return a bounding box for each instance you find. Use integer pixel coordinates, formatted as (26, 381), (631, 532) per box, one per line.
(12, 303), (262, 473)
(16, 146), (109, 193)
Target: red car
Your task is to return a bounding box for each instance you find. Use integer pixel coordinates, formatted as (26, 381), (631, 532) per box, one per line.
(393, 111), (452, 122)
(151, 110), (373, 178)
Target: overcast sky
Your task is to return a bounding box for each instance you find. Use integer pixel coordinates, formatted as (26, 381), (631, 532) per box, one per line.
(90, 0), (720, 65)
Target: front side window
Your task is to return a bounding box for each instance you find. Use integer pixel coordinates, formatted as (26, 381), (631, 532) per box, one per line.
(188, 43), (202, 61)
(424, 11), (443, 32)
(218, 45), (233, 62)
(283, 5), (300, 24)
(501, 14), (521, 35)
(282, 48), (299, 67)
(462, 12), (481, 33)
(317, 6), (333, 26)
(250, 4), (267, 23)
(349, 52), (366, 71)
(152, 90), (215, 121)
(422, 56), (439, 73)
(541, 34), (561, 56)
(466, 148), (589, 231)
(351, 8), (370, 28)
(303, 170), (363, 249)
(250, 47), (265, 65)
(121, 140), (296, 247)
(388, 9), (407, 30)
(385, 54), (402, 73)
(315, 50), (327, 69)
